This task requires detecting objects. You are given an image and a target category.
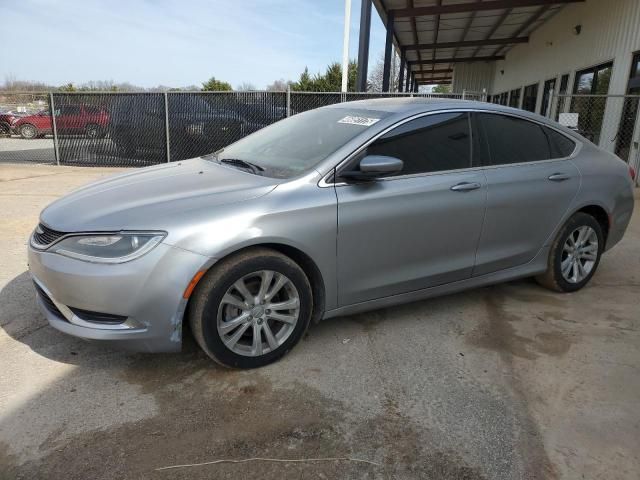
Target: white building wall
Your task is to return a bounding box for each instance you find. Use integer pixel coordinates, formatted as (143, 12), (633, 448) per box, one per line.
(491, 0), (640, 97)
(452, 62), (494, 93)
(453, 0), (640, 155)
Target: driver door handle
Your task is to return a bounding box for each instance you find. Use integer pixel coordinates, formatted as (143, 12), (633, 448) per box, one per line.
(548, 173), (571, 182)
(450, 182), (481, 192)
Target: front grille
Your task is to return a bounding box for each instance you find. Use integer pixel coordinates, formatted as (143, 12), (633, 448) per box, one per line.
(33, 282), (66, 319)
(32, 223), (66, 247)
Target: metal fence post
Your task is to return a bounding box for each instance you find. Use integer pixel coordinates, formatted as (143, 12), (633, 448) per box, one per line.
(286, 86), (291, 117)
(49, 93), (61, 166)
(164, 92), (171, 163)
(482, 88), (487, 102)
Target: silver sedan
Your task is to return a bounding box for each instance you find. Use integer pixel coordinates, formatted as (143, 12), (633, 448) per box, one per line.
(28, 99), (635, 368)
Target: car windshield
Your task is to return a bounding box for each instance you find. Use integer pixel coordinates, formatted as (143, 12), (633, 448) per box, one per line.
(209, 107), (389, 178)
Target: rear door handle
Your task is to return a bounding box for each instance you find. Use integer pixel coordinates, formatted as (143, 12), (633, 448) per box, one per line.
(450, 182), (481, 192)
(548, 173), (570, 182)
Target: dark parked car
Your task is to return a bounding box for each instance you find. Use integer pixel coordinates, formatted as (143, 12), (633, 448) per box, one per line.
(109, 95), (248, 161)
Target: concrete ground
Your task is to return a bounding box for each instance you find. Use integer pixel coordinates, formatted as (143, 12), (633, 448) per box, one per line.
(0, 163), (638, 480)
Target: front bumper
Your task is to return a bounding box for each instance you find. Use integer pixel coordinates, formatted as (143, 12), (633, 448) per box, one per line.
(28, 242), (211, 352)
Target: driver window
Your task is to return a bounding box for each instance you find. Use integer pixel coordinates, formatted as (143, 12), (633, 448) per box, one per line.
(366, 112), (471, 176)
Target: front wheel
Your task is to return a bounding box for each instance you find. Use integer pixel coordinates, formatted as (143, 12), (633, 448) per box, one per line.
(535, 212), (604, 292)
(189, 248), (313, 368)
(19, 124), (38, 139)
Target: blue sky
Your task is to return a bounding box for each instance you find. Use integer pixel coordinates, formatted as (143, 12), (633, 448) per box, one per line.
(0, 0), (388, 89)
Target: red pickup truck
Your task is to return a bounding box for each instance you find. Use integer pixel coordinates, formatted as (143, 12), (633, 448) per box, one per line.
(11, 105), (109, 139)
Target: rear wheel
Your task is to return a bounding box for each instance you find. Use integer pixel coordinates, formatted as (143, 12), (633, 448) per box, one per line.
(189, 248), (312, 368)
(535, 212), (604, 292)
(0, 122), (10, 135)
(19, 124), (38, 139)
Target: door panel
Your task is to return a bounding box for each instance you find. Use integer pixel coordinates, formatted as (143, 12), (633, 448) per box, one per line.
(336, 171), (487, 306)
(473, 160), (580, 276)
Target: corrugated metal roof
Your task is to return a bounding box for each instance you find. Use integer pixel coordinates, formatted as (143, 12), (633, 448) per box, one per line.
(374, 0), (578, 84)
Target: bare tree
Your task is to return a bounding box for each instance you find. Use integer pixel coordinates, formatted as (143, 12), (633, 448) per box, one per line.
(236, 82), (257, 91)
(266, 79), (292, 91)
(367, 51), (401, 92)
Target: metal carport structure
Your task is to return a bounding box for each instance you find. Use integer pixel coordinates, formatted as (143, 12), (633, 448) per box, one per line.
(355, 0), (585, 92)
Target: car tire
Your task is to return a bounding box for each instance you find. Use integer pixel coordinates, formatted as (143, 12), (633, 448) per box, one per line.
(85, 123), (101, 138)
(535, 212), (604, 293)
(189, 247), (312, 368)
(0, 122), (10, 135)
(19, 124), (38, 139)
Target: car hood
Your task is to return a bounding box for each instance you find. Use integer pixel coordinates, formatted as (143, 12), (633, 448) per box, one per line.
(40, 158), (279, 232)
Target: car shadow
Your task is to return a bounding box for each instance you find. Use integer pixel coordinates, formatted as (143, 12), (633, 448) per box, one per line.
(0, 270), (203, 366)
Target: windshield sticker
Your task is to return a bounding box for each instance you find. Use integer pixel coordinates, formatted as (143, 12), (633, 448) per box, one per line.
(338, 115), (381, 127)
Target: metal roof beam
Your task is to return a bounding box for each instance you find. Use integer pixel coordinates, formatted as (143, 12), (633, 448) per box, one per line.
(409, 56), (505, 65)
(405, 36), (529, 50)
(493, 5), (550, 55)
(410, 68), (454, 75)
(390, 0), (584, 17)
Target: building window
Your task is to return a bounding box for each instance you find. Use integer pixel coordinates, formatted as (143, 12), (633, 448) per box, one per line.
(541, 78), (557, 117)
(571, 61), (613, 144)
(509, 88), (521, 108)
(559, 74), (569, 94)
(554, 74), (570, 120)
(522, 83), (538, 112)
(616, 52), (640, 162)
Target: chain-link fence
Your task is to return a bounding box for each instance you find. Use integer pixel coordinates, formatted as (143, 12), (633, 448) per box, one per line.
(550, 93), (640, 172)
(0, 92), (56, 164)
(0, 89), (486, 167)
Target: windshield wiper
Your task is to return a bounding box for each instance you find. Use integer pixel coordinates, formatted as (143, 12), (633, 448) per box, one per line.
(219, 158), (264, 174)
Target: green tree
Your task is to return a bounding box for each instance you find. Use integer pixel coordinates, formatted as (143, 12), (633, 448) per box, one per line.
(201, 76), (233, 91)
(432, 84), (452, 94)
(292, 67), (314, 91)
(292, 61), (358, 92)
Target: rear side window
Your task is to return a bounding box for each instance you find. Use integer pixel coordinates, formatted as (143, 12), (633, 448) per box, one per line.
(543, 127), (576, 158)
(367, 112), (471, 176)
(477, 113), (550, 165)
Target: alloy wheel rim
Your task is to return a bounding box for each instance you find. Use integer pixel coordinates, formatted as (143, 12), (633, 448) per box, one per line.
(561, 225), (598, 284)
(217, 270), (300, 357)
(22, 125), (35, 138)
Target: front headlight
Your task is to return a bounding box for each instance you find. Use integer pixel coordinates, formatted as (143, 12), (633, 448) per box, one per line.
(50, 232), (165, 263)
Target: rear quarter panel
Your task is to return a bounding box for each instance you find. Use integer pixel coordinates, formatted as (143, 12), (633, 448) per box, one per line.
(568, 143), (634, 250)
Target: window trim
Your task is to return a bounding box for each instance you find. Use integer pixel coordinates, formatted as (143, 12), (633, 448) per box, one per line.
(472, 110), (580, 170)
(319, 108), (581, 187)
(572, 60), (614, 95)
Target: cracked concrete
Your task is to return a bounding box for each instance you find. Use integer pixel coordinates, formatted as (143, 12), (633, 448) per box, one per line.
(0, 163), (639, 479)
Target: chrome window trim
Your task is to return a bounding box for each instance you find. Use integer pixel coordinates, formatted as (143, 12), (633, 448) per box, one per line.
(318, 108), (582, 188)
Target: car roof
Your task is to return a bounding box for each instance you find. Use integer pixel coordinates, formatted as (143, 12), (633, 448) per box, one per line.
(324, 97), (581, 138)
(325, 97), (515, 115)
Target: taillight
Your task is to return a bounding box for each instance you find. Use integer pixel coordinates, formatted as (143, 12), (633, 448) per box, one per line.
(630, 166), (637, 181)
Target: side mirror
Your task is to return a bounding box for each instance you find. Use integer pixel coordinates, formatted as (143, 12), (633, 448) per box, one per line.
(341, 155), (403, 182)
